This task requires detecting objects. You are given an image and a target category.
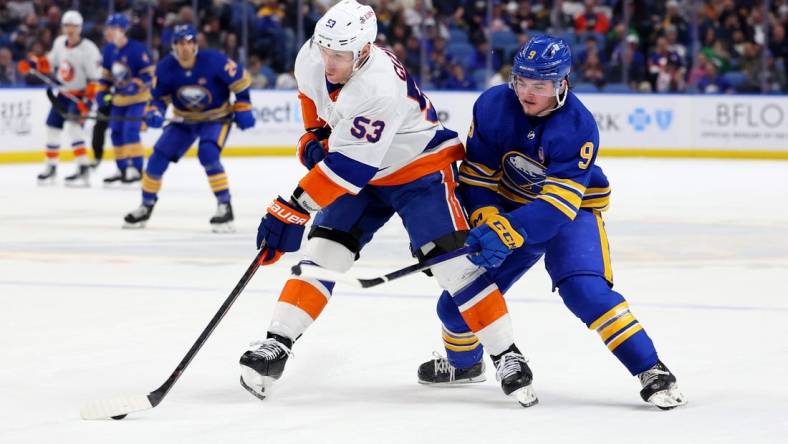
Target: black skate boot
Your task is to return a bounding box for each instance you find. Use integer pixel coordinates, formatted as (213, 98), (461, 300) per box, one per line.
(103, 169), (124, 186)
(239, 333), (293, 400)
(418, 352), (486, 385)
(64, 164), (91, 188)
(210, 202), (234, 233)
(638, 360), (687, 410)
(37, 164), (57, 184)
(492, 345), (538, 407)
(122, 167), (141, 184)
(123, 202), (155, 228)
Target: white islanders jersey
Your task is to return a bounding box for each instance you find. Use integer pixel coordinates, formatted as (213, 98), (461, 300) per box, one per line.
(294, 41), (463, 207)
(47, 35), (101, 93)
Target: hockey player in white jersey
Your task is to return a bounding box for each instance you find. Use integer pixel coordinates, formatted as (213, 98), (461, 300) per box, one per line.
(240, 0), (538, 407)
(18, 10), (101, 186)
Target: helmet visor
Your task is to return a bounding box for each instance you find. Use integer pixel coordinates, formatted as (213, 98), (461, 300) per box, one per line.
(511, 75), (562, 97)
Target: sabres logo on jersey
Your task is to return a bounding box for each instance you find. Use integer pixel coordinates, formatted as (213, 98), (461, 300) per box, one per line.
(176, 85), (212, 111)
(503, 151), (546, 193)
(111, 61), (131, 84)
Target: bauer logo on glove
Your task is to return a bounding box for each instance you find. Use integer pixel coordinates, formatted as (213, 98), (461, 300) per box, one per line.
(268, 200), (309, 225)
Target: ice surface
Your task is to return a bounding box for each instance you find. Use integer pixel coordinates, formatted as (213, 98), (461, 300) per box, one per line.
(1, 157), (787, 443)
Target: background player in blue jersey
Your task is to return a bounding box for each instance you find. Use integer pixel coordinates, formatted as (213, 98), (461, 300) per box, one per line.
(122, 24), (255, 232)
(417, 36), (687, 410)
(96, 13), (154, 185)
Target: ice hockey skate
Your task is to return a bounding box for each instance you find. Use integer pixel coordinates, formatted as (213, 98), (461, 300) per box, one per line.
(64, 164), (90, 187)
(210, 202), (234, 233)
(239, 334), (292, 400)
(123, 202), (155, 228)
(103, 169), (124, 186)
(492, 347), (538, 407)
(122, 167), (141, 184)
(37, 164), (57, 185)
(418, 352), (486, 385)
(638, 360), (687, 410)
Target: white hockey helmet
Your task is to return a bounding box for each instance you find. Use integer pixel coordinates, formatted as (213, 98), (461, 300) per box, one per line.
(313, 0), (377, 60)
(62, 10), (84, 27)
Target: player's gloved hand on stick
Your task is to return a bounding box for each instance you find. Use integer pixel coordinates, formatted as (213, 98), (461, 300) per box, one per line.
(257, 196), (311, 265)
(17, 56), (48, 75)
(297, 128), (330, 170)
(469, 205), (501, 228)
(96, 91), (112, 107)
(233, 102), (255, 130)
(144, 107), (165, 128)
(466, 213), (527, 269)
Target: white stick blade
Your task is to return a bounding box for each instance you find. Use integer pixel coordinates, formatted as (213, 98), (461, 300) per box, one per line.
(80, 394), (153, 420)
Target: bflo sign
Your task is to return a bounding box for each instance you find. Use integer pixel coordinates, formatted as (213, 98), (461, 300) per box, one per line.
(696, 98), (788, 149)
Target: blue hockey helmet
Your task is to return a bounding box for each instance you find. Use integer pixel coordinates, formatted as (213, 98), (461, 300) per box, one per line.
(172, 24), (198, 43)
(105, 13), (129, 30)
(512, 35), (572, 81)
(511, 35), (572, 111)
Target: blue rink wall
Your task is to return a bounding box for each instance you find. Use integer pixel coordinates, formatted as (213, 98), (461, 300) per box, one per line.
(1, 88), (787, 163)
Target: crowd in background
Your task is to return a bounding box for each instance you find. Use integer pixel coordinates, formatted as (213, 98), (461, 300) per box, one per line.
(1, 0), (786, 92)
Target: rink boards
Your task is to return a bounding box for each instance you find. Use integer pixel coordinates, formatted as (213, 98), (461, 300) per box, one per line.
(0, 88), (786, 162)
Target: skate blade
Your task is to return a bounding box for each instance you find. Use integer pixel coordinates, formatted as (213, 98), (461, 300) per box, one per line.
(122, 221), (147, 229)
(418, 375), (487, 386)
(510, 385), (539, 408)
(648, 385), (687, 410)
(240, 366), (276, 401)
(211, 222), (235, 233)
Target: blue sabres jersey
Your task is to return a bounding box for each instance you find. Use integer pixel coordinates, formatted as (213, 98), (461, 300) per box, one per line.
(458, 85), (611, 245)
(99, 39), (154, 106)
(150, 49), (252, 121)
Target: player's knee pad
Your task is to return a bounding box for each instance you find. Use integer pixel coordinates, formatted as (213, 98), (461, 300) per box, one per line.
(63, 121), (84, 143)
(197, 143), (221, 166)
(418, 231), (483, 294)
(46, 126), (62, 146)
(146, 150), (170, 177)
(557, 275), (625, 325)
(302, 237), (356, 273)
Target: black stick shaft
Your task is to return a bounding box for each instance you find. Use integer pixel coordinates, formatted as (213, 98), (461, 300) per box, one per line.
(147, 249), (265, 406)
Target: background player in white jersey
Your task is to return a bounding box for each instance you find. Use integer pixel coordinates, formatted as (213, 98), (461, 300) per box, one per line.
(239, 0), (537, 407)
(18, 11), (101, 186)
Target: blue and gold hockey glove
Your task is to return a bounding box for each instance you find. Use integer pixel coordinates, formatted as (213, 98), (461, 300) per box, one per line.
(95, 91), (113, 107)
(466, 213), (527, 269)
(144, 107), (165, 128)
(469, 205), (501, 228)
(257, 196), (311, 265)
(233, 102), (255, 130)
(297, 127), (330, 170)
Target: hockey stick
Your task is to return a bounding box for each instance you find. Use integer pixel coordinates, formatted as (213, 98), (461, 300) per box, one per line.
(80, 248), (268, 420)
(291, 246), (476, 288)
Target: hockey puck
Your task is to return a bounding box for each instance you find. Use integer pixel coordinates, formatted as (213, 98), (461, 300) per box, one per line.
(111, 414), (127, 420)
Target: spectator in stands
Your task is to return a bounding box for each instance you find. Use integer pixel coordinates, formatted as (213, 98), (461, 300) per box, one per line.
(0, 46), (19, 85)
(224, 32), (240, 62)
(248, 55), (269, 89)
(444, 62), (475, 90)
(660, 0), (689, 44)
(656, 57), (686, 92)
(648, 36), (681, 89)
(429, 49), (452, 88)
(468, 40), (501, 72)
(608, 34), (648, 90)
(576, 34), (605, 66)
(487, 63), (511, 87)
(579, 50), (606, 89)
(276, 69), (297, 89)
(697, 61), (734, 93)
(574, 0), (609, 34)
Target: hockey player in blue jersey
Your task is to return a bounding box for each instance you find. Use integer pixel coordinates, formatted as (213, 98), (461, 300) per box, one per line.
(97, 13), (154, 185)
(417, 35), (687, 410)
(123, 24), (255, 232)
